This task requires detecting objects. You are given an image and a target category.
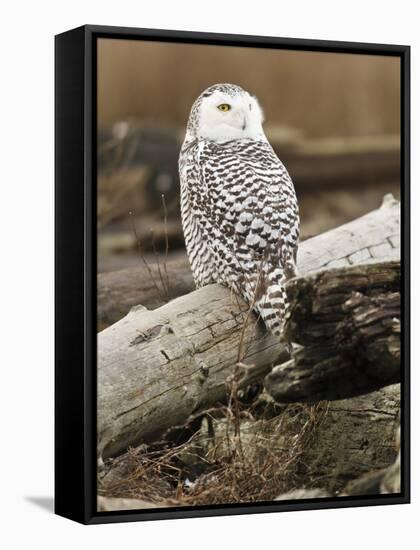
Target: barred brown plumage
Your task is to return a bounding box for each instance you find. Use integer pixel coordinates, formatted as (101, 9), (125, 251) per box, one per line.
(179, 83), (299, 337)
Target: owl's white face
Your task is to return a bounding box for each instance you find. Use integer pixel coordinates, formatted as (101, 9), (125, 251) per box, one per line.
(197, 90), (265, 142)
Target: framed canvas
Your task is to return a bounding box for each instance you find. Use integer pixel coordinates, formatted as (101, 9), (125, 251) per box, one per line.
(55, 25), (410, 524)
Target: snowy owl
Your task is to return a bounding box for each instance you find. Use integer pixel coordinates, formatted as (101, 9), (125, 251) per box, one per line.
(179, 83), (299, 337)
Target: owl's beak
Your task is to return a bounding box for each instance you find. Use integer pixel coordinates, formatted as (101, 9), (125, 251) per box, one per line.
(242, 116), (247, 131)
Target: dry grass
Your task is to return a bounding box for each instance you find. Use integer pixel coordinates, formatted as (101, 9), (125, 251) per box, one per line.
(98, 397), (327, 507)
(128, 194), (173, 304)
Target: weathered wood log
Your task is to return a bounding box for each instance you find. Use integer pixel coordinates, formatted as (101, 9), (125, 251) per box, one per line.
(341, 421), (400, 496)
(264, 260), (400, 403)
(98, 285), (286, 459)
(275, 489), (331, 500)
(301, 384), (400, 492)
(97, 253), (193, 331)
(97, 495), (165, 511)
(280, 134), (400, 190)
(98, 195), (400, 458)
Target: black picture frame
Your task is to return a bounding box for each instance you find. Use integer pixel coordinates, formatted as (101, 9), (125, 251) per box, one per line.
(55, 24), (410, 525)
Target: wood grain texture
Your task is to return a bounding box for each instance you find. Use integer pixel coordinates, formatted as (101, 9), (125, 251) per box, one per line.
(265, 260), (400, 403)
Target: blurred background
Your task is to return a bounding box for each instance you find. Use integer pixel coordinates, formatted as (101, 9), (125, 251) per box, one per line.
(97, 38), (400, 273)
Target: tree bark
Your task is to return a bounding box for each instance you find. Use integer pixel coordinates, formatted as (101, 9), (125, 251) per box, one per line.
(265, 260), (400, 403)
(98, 195), (400, 458)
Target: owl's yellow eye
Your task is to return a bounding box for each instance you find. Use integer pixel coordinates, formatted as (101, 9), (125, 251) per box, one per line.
(217, 103), (231, 112)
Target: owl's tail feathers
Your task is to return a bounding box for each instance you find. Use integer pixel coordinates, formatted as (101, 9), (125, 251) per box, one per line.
(255, 281), (289, 338)
(255, 263), (296, 343)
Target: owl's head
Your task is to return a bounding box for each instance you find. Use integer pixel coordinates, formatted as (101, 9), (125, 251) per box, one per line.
(186, 83), (265, 142)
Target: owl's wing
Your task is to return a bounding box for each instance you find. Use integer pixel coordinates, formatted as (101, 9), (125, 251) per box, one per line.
(198, 141), (299, 277)
(179, 140), (225, 287)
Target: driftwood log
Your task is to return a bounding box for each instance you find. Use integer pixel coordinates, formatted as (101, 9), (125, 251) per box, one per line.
(98, 195), (400, 458)
(265, 260), (400, 403)
(301, 384), (400, 491)
(97, 254), (193, 331)
(279, 134), (400, 190)
(274, 386), (400, 498)
(97, 495), (165, 511)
